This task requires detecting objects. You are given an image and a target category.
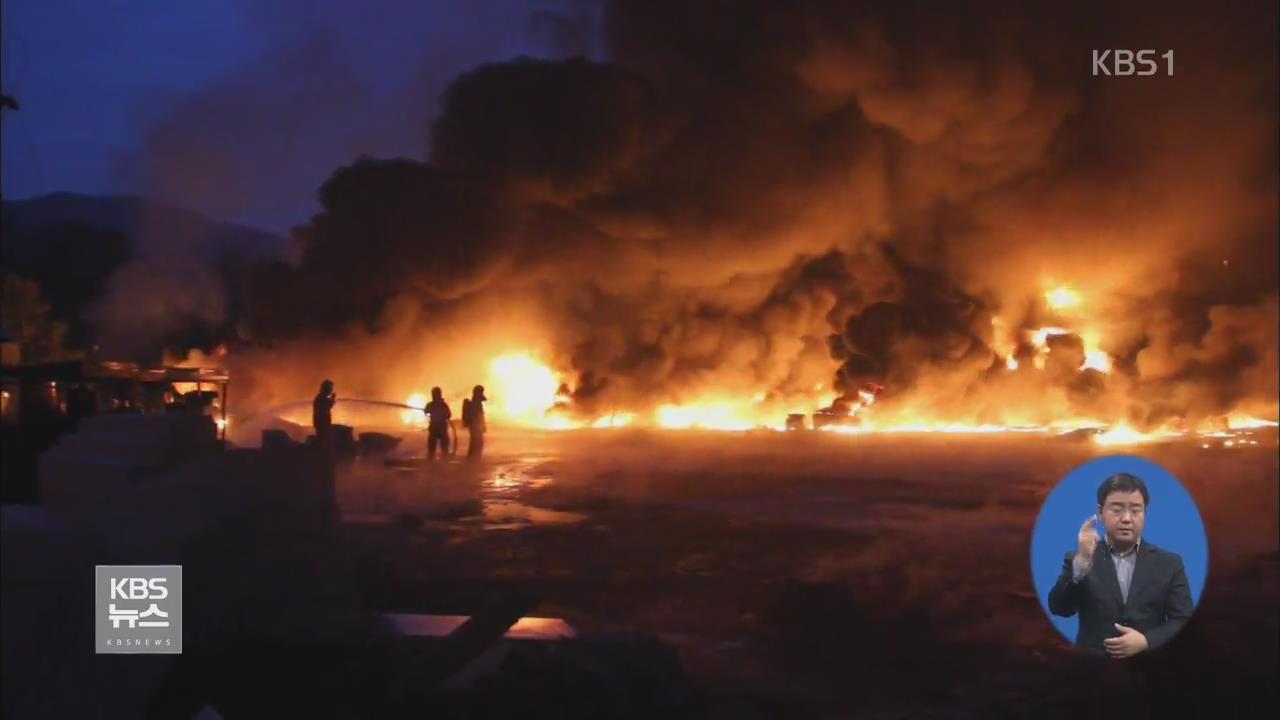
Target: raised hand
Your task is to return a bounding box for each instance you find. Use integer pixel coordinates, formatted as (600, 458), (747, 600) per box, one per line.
(1077, 514), (1100, 563)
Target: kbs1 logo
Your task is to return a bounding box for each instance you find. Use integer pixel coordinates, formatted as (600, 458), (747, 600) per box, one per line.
(1092, 50), (1174, 76)
(95, 565), (182, 654)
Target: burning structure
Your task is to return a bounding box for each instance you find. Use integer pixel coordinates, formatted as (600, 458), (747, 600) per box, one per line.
(0, 358), (228, 433)
(0, 356), (229, 503)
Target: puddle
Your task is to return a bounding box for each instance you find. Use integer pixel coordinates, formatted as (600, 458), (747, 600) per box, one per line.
(338, 459), (582, 531)
(478, 500), (587, 529)
(473, 465), (580, 529)
(483, 468), (554, 496)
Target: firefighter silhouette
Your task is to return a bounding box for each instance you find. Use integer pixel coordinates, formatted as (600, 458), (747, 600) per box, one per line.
(461, 385), (487, 459)
(424, 387), (452, 460)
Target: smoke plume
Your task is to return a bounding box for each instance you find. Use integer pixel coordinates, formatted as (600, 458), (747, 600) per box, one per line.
(231, 0), (1277, 431)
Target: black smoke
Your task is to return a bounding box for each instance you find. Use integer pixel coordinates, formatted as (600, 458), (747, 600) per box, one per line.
(234, 0), (1277, 428)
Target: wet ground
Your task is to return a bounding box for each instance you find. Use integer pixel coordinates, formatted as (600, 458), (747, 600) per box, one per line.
(327, 428), (1278, 717)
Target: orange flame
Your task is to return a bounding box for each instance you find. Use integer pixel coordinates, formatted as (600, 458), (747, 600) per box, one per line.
(402, 393), (427, 426)
(353, 286), (1271, 449)
(1045, 286), (1081, 309)
(487, 352), (564, 425)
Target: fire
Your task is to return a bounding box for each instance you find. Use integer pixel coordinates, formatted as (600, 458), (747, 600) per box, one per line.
(363, 363), (1273, 450)
(1226, 414), (1279, 430)
(359, 299), (1270, 446)
(1091, 424), (1164, 446)
(1045, 286), (1081, 309)
(1028, 327), (1067, 370)
(402, 393), (427, 426)
(1022, 326), (1113, 374)
(394, 352), (594, 429)
(478, 352), (786, 431)
(488, 353), (563, 423)
(1082, 350), (1111, 372)
(593, 413), (636, 428)
(1079, 331), (1110, 372)
(541, 415), (584, 430)
(656, 402), (757, 431)
(1030, 326), (1070, 346)
(991, 292), (1115, 375)
(822, 422), (1022, 435)
(163, 344), (229, 369)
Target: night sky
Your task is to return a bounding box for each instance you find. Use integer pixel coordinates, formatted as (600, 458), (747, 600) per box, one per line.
(1, 0), (601, 231)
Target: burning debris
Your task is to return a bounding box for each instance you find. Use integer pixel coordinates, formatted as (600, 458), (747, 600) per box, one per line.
(226, 323), (1275, 450)
(810, 384), (882, 430)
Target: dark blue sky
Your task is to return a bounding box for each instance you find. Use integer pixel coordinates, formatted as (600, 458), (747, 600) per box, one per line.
(2, 0), (601, 231)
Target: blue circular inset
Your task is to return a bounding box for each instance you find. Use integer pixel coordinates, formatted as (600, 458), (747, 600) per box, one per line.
(1030, 454), (1208, 646)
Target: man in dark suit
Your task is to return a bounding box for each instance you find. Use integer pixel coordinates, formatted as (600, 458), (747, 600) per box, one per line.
(1048, 472), (1194, 657)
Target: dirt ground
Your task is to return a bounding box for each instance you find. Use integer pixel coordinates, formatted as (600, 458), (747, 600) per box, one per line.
(331, 428), (1279, 717)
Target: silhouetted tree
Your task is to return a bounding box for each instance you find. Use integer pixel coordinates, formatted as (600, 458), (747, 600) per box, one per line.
(1, 272), (69, 361)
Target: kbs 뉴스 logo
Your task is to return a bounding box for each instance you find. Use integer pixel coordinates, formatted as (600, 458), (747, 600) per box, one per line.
(95, 565), (182, 654)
